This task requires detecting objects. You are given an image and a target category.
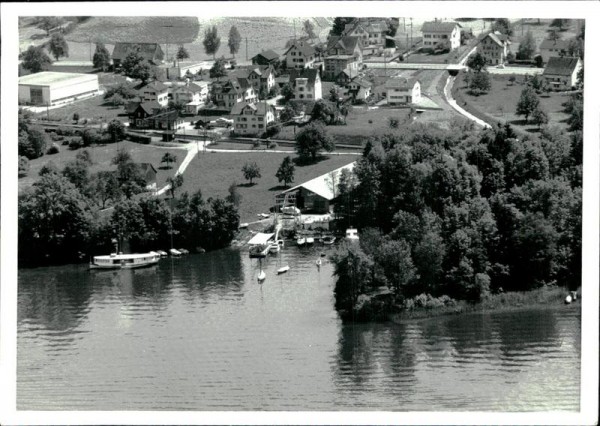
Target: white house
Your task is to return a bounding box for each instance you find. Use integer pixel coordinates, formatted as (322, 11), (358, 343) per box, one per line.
(230, 101), (276, 136)
(421, 21), (461, 50)
(290, 68), (322, 101)
(542, 57), (582, 90)
(18, 72), (99, 106)
(213, 77), (257, 111)
(172, 81), (210, 115)
(284, 40), (317, 69)
(138, 80), (170, 107)
(478, 32), (510, 65)
(343, 19), (387, 55)
(347, 77), (373, 101)
(383, 77), (421, 105)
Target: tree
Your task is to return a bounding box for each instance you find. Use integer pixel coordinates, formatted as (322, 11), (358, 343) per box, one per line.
(82, 128), (102, 147)
(311, 99), (336, 124)
(516, 86), (540, 123)
(242, 162), (261, 185)
(330, 18), (354, 37)
(92, 171), (119, 209)
(534, 55), (544, 68)
(329, 86), (340, 103)
(567, 98), (583, 131)
(161, 152), (177, 169)
(62, 158), (90, 193)
(48, 33), (69, 61)
(275, 156), (295, 188)
(469, 70), (491, 94)
(18, 156), (30, 177)
(550, 19), (569, 31)
(19, 45), (52, 73)
(295, 121), (335, 160)
(112, 149), (146, 199)
(227, 26), (241, 58)
(176, 45), (190, 64)
(517, 30), (536, 60)
(466, 52), (487, 72)
(303, 19), (317, 42)
(226, 182), (242, 207)
(492, 18), (513, 36)
(92, 43), (111, 71)
(531, 104), (549, 129)
(388, 117), (400, 129)
(331, 244), (374, 316)
(107, 120), (125, 143)
(268, 84), (280, 99)
(203, 25), (221, 60)
(166, 174), (184, 199)
(36, 17), (64, 36)
(281, 83), (294, 102)
(209, 57), (227, 80)
(21, 127), (49, 160)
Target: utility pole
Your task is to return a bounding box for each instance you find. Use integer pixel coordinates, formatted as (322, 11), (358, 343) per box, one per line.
(246, 37), (248, 62)
(410, 18), (413, 50)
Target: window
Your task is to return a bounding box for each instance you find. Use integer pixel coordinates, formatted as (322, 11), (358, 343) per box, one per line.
(258, 124), (264, 129)
(307, 94), (313, 99)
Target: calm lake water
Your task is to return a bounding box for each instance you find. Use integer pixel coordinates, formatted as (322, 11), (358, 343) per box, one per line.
(18, 247), (581, 411)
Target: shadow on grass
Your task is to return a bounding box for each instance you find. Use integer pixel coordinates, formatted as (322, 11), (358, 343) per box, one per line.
(237, 182), (256, 188)
(158, 166), (174, 170)
(293, 155), (329, 167)
(268, 184), (290, 192)
(509, 119), (529, 126)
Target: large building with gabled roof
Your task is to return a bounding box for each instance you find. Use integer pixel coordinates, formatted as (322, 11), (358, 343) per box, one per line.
(112, 42), (164, 68)
(421, 21), (461, 50)
(542, 56), (582, 90)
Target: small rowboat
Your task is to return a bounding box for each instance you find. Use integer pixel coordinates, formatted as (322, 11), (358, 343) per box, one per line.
(258, 270), (266, 281)
(316, 258), (322, 267)
(156, 250), (168, 257)
(322, 236), (336, 245)
(565, 294), (572, 304)
(306, 237), (314, 245)
(277, 265), (290, 274)
(297, 237), (306, 246)
(179, 248), (189, 255)
(170, 248), (182, 257)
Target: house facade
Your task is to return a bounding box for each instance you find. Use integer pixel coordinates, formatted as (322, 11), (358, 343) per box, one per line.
(421, 21), (461, 50)
(478, 32), (510, 65)
(342, 20), (387, 55)
(383, 77), (421, 105)
(284, 40), (317, 69)
(290, 68), (322, 101)
(172, 81), (210, 115)
(213, 78), (257, 111)
(231, 101), (276, 136)
(323, 36), (363, 81)
(138, 80), (169, 107)
(542, 57), (582, 90)
(232, 65), (276, 97)
(128, 101), (161, 128)
(347, 77), (372, 101)
(538, 38), (575, 64)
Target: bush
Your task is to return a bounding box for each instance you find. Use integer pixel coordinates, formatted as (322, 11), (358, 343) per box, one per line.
(69, 138), (82, 150)
(18, 156), (30, 177)
(253, 140), (261, 148)
(268, 141), (278, 149)
(46, 143), (60, 154)
(73, 112), (80, 122)
(61, 139), (70, 146)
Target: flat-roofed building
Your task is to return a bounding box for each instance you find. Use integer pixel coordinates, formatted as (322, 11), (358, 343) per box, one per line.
(18, 72), (99, 106)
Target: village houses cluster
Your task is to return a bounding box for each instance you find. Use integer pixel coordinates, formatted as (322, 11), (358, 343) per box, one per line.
(19, 17), (583, 140)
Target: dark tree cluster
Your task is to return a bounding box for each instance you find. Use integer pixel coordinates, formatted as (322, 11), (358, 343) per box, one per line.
(332, 121), (582, 320)
(18, 149), (240, 266)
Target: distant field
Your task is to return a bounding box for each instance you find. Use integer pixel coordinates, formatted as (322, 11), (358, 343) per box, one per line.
(178, 151), (359, 222)
(19, 141), (185, 193)
(505, 19), (582, 58)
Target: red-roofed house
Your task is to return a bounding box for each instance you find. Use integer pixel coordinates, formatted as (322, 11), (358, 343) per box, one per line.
(542, 57), (582, 90)
(421, 21), (461, 50)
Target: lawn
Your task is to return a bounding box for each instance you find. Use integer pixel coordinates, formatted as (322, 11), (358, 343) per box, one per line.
(31, 93), (128, 125)
(453, 72), (573, 134)
(177, 151), (360, 223)
(508, 19), (582, 59)
(19, 141), (185, 193)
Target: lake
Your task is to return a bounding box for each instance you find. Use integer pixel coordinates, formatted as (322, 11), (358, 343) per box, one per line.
(17, 246), (581, 411)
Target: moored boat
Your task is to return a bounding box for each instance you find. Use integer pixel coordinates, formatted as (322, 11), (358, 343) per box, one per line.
(90, 252), (160, 270)
(322, 235), (336, 245)
(179, 248), (189, 255)
(306, 237), (314, 245)
(170, 248), (182, 257)
(345, 228), (359, 240)
(277, 265), (290, 274)
(258, 270), (266, 281)
(268, 243), (280, 254)
(297, 237), (306, 246)
(156, 250), (168, 257)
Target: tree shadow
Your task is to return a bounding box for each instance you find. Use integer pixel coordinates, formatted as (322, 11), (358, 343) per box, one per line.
(293, 155), (328, 167)
(525, 127), (541, 134)
(237, 182), (255, 188)
(268, 184), (290, 192)
(158, 165), (173, 170)
(509, 118), (529, 126)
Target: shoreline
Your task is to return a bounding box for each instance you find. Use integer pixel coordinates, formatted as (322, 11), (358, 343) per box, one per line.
(388, 286), (579, 323)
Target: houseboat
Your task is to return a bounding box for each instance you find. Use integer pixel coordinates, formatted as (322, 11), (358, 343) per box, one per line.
(89, 252), (160, 270)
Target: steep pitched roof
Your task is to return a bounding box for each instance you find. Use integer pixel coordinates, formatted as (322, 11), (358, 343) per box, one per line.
(138, 101), (161, 115)
(351, 77), (372, 88)
(421, 21), (460, 33)
(289, 68), (320, 89)
(327, 36), (361, 55)
(543, 57), (581, 76)
(281, 162), (356, 201)
(112, 42), (164, 62)
(252, 49), (280, 62)
(139, 80), (168, 93)
(539, 38), (571, 51)
(284, 40), (316, 57)
(231, 101), (273, 116)
(483, 32), (508, 47)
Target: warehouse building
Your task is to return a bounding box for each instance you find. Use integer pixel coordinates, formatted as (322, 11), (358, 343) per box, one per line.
(18, 72), (100, 106)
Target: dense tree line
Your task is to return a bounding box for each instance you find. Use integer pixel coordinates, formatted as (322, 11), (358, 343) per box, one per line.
(19, 149), (239, 266)
(332, 120), (582, 321)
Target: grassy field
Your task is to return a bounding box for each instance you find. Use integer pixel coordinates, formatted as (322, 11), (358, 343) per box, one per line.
(178, 151), (359, 222)
(19, 141), (185, 193)
(453, 72), (573, 133)
(32, 93), (128, 124)
(508, 19), (582, 58)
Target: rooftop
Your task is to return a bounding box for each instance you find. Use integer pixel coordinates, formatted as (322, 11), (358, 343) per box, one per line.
(543, 56), (581, 76)
(19, 71), (97, 86)
(281, 162), (356, 201)
(539, 38), (572, 51)
(421, 21), (461, 33)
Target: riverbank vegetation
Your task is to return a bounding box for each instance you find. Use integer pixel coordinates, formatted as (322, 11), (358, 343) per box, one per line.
(331, 120), (582, 322)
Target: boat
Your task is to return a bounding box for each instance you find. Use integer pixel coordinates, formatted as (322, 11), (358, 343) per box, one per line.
(248, 232), (275, 258)
(322, 235), (336, 245)
(239, 222), (249, 229)
(316, 258), (322, 267)
(170, 248), (182, 257)
(179, 248), (189, 255)
(90, 252), (160, 270)
(249, 244), (270, 258)
(306, 236), (314, 245)
(345, 228), (359, 240)
(297, 237), (306, 246)
(156, 250), (168, 257)
(268, 242), (280, 254)
(277, 265), (290, 274)
(565, 294), (573, 304)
